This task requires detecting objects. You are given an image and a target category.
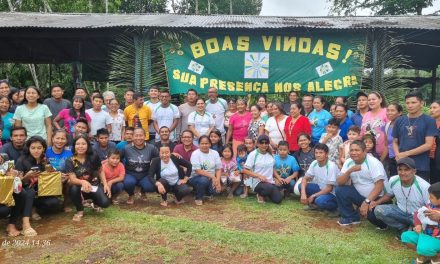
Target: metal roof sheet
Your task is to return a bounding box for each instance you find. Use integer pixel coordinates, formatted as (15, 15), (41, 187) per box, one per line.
(0, 12), (439, 30)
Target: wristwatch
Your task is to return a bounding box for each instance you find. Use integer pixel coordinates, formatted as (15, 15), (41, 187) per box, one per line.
(364, 198), (371, 204)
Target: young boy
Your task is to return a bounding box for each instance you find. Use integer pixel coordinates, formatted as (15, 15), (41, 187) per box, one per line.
(102, 150), (125, 204)
(273, 141), (300, 197)
(93, 128), (116, 161)
(319, 118), (343, 164)
(236, 144), (249, 198)
(85, 94), (112, 137)
(244, 137), (256, 153)
(339, 125), (361, 166)
(401, 182), (440, 264)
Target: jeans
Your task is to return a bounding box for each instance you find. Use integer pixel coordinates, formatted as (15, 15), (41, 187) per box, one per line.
(335, 185), (387, 228)
(13, 188), (35, 222)
(70, 184), (111, 212)
(298, 183), (338, 211)
(34, 196), (62, 213)
(188, 176), (219, 200)
(402, 231), (440, 257)
(157, 178), (191, 201)
(123, 174), (155, 196)
(110, 182), (125, 196)
(374, 204), (413, 230)
(280, 179), (296, 193)
(254, 182), (282, 204)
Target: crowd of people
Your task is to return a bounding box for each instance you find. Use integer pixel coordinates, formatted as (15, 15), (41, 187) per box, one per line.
(0, 80), (439, 262)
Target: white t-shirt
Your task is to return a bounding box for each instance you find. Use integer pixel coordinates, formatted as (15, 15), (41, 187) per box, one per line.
(153, 104), (180, 141)
(340, 155), (387, 197)
(305, 160), (339, 193)
(86, 109), (113, 136)
(244, 149), (275, 190)
(160, 160), (179, 185)
(205, 98), (227, 135)
(190, 149), (222, 178)
(385, 175), (430, 214)
(144, 100), (161, 133)
(188, 111), (215, 137)
(265, 116), (287, 145)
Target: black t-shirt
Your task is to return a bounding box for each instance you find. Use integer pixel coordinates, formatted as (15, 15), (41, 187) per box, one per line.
(65, 154), (101, 186)
(0, 143), (24, 163)
(15, 156), (45, 188)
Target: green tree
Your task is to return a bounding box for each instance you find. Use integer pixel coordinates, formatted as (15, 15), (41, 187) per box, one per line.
(328, 0), (435, 15)
(119, 0), (168, 13)
(173, 0), (262, 15)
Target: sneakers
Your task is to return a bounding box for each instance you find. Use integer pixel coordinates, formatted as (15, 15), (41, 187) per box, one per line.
(326, 210), (340, 218)
(376, 226), (388, 231)
(337, 218), (361, 226)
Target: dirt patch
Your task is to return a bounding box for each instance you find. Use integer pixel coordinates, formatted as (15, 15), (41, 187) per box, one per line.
(311, 217), (356, 233)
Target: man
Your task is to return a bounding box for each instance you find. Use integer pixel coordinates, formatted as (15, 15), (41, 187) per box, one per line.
(334, 104), (353, 141)
(205, 87), (227, 138)
(335, 96), (354, 118)
(122, 127), (158, 205)
(85, 94), (112, 137)
(301, 94), (314, 117)
(393, 91), (438, 182)
(154, 126), (176, 151)
(74, 87), (92, 109)
(144, 85), (161, 142)
(93, 128), (116, 161)
(116, 126), (134, 151)
(283, 91), (299, 114)
(299, 143), (339, 214)
(351, 91), (369, 127)
(125, 92), (152, 141)
(0, 126), (27, 162)
(43, 84), (71, 127)
(373, 157), (430, 238)
(120, 89), (134, 110)
(177, 89), (197, 137)
(152, 90), (180, 142)
(335, 140), (388, 227)
(67, 117), (89, 145)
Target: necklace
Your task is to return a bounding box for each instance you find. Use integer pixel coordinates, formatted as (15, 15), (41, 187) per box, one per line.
(400, 183), (413, 214)
(406, 114), (419, 137)
(288, 115), (300, 136)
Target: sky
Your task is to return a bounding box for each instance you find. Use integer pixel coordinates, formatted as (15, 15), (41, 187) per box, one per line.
(259, 0), (440, 16)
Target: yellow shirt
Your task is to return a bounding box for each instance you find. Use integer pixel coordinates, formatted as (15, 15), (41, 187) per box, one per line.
(124, 104), (152, 140)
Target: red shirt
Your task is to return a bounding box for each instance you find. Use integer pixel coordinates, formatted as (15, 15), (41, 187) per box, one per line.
(101, 160), (125, 182)
(173, 144), (198, 162)
(284, 115), (312, 152)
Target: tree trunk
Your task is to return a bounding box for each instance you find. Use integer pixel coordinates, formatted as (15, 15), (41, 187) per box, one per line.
(6, 0), (14, 12)
(208, 0), (211, 14)
(195, 0), (199, 14)
(105, 0), (108, 14)
(28, 64), (40, 89)
(229, 0), (232, 14)
(42, 0), (52, 13)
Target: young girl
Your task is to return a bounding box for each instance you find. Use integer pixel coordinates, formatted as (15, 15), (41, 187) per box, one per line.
(221, 144), (240, 198)
(108, 99), (125, 144)
(209, 129), (224, 156)
(363, 133), (380, 160)
(101, 149), (125, 204)
(236, 144), (249, 198)
(53, 96), (91, 135)
(339, 126), (361, 166)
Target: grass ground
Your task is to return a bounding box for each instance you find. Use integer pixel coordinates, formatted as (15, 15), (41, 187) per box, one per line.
(0, 194), (415, 264)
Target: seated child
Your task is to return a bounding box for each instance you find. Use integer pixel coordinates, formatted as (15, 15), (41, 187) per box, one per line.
(319, 118), (343, 164)
(273, 141), (300, 197)
(220, 144), (240, 198)
(236, 144), (249, 198)
(101, 150), (125, 204)
(362, 133), (380, 160)
(401, 182), (440, 264)
(339, 125), (361, 166)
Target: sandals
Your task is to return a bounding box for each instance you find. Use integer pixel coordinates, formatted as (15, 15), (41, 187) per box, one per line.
(7, 227), (20, 237)
(64, 207), (73, 213)
(72, 212), (84, 222)
(93, 206), (103, 213)
(160, 200), (168, 207)
(256, 194), (265, 204)
(195, 200), (203, 206)
(21, 227), (38, 237)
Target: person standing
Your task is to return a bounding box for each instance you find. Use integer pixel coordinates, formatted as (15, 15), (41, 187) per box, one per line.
(120, 89), (134, 110)
(284, 102), (311, 154)
(393, 92), (438, 182)
(429, 100), (440, 184)
(351, 91), (369, 127)
(385, 103), (403, 177)
(226, 98), (252, 156)
(308, 96), (332, 145)
(74, 87), (92, 109)
(153, 90), (180, 142)
(85, 94), (112, 138)
(0, 96), (14, 144)
(177, 89), (197, 137)
(301, 94), (314, 117)
(43, 84), (71, 128)
(124, 92), (152, 142)
(188, 98), (215, 146)
(205, 87), (227, 139)
(144, 85), (161, 142)
(265, 102), (288, 152)
(108, 99), (125, 143)
(283, 91), (299, 114)
(334, 104), (353, 141)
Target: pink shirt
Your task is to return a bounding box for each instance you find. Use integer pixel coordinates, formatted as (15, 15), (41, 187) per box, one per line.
(58, 109), (91, 134)
(229, 111), (252, 142)
(361, 108), (389, 156)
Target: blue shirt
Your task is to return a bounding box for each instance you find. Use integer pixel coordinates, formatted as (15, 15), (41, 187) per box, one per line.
(308, 109), (332, 144)
(236, 155), (248, 172)
(339, 118), (354, 141)
(392, 114), (438, 172)
(116, 141), (128, 151)
(1, 112), (14, 141)
(274, 154), (300, 178)
(46, 147), (73, 172)
(351, 111), (363, 127)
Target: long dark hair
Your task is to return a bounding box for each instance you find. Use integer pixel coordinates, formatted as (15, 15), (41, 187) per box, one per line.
(72, 134), (94, 157)
(22, 86), (43, 105)
(69, 96), (87, 119)
(20, 136), (48, 171)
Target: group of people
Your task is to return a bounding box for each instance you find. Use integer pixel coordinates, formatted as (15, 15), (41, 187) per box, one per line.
(0, 80), (439, 262)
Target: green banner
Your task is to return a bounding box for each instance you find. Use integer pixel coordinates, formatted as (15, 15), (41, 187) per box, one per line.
(163, 31), (366, 96)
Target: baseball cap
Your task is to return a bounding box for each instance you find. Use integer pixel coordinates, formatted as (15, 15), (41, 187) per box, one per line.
(397, 157), (416, 169)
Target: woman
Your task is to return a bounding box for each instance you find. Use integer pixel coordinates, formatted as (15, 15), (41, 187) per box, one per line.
(257, 95), (269, 121)
(53, 96), (91, 135)
(224, 98), (237, 130)
(248, 104), (266, 142)
(8, 87), (20, 113)
(189, 136), (221, 206)
(308, 96), (332, 145)
(188, 98), (215, 145)
(0, 80), (10, 97)
(46, 130), (73, 211)
(429, 100), (440, 184)
(108, 99), (125, 143)
(242, 135), (282, 204)
(13, 86), (52, 145)
(293, 133), (315, 178)
(284, 102), (312, 154)
(173, 130), (198, 162)
(149, 144), (192, 207)
(265, 102), (287, 151)
(361, 91), (388, 160)
(0, 96), (14, 144)
(226, 98), (252, 156)
(66, 134), (111, 221)
(385, 103), (403, 177)
(266, 102), (274, 118)
(16, 136), (62, 222)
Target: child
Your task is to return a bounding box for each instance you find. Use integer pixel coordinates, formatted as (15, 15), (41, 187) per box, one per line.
(339, 125), (361, 166)
(236, 144), (249, 198)
(401, 182), (440, 264)
(101, 149), (125, 204)
(319, 118), (343, 164)
(93, 128), (117, 161)
(244, 136), (256, 153)
(220, 144), (240, 198)
(273, 141), (300, 197)
(362, 133), (380, 160)
(209, 129), (224, 157)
